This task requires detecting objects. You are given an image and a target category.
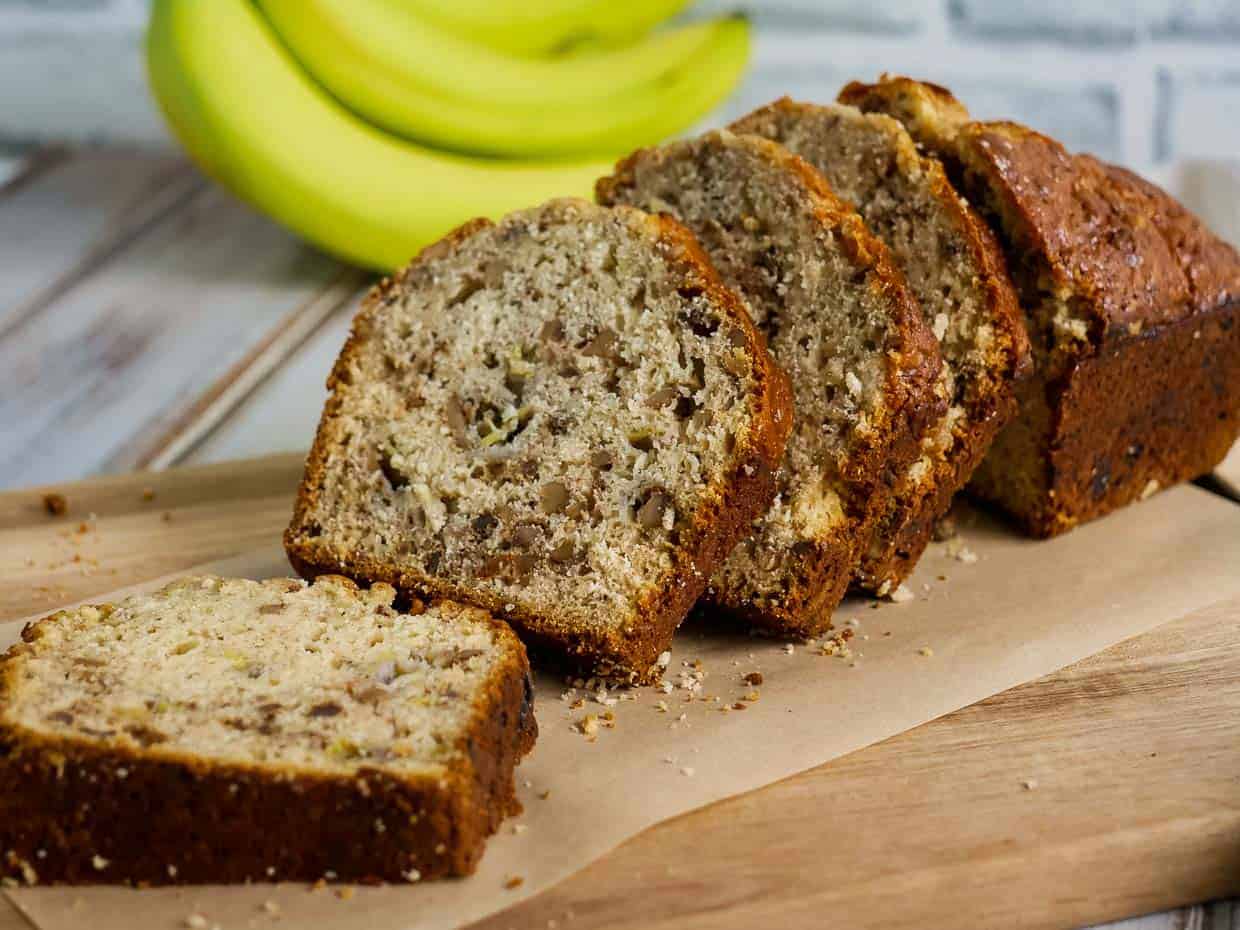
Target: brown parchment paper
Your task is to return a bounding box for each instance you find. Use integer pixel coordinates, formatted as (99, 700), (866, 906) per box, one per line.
(4, 484), (1240, 930)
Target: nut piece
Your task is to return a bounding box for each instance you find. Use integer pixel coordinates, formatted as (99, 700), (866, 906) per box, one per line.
(444, 395), (471, 449)
(539, 482), (569, 514)
(581, 327), (619, 360)
(636, 491), (672, 530)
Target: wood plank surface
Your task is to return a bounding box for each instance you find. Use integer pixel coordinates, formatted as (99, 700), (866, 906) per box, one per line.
(0, 150), (200, 336)
(1, 457), (1238, 930)
(0, 454), (303, 622)
(470, 598), (1240, 930)
(0, 153), (363, 490)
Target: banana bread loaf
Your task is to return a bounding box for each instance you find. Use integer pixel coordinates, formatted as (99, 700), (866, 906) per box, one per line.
(0, 575), (535, 885)
(598, 131), (942, 636)
(286, 199), (792, 681)
(842, 76), (1240, 536)
(732, 98), (1030, 591)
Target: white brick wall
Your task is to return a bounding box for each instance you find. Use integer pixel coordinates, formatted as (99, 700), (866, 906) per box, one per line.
(1, 0), (1240, 171)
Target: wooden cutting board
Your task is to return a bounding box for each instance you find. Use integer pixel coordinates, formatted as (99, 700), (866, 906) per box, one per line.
(1, 456), (1238, 930)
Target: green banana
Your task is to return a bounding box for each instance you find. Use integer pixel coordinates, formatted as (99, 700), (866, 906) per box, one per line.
(146, 0), (613, 271)
(257, 0), (750, 158)
(402, 0), (693, 57)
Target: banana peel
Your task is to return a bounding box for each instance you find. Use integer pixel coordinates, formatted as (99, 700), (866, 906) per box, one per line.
(146, 0), (613, 271)
(403, 0), (694, 58)
(257, 0), (749, 157)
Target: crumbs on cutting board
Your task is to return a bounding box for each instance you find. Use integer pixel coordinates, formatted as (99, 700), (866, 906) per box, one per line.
(42, 492), (68, 516)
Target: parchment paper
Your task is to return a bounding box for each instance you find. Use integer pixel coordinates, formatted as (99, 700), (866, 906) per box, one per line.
(4, 484), (1240, 930)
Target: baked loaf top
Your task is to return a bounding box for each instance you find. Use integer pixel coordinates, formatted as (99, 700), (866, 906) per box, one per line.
(0, 575), (531, 778)
(287, 198), (791, 680)
(598, 130), (942, 635)
(731, 98), (1029, 592)
(841, 76), (1240, 368)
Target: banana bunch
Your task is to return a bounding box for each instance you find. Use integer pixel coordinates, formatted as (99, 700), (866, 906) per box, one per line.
(146, 0), (750, 271)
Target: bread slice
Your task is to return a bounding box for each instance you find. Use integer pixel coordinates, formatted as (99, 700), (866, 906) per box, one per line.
(597, 131), (943, 637)
(842, 76), (1240, 536)
(286, 199), (792, 682)
(0, 575), (535, 885)
(731, 98), (1030, 592)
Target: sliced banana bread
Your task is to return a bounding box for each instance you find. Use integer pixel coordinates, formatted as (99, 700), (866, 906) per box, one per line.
(286, 199), (792, 682)
(843, 76), (1240, 536)
(0, 575), (535, 885)
(731, 98), (1030, 593)
(597, 131), (943, 637)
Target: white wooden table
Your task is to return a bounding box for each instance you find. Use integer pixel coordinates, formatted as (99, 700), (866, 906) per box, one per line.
(1, 151), (1237, 930)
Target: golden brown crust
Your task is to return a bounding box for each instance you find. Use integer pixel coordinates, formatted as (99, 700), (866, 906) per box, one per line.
(971, 301), (1240, 536)
(287, 201), (792, 682)
(734, 97), (1031, 591)
(848, 75), (1240, 536)
(0, 588), (536, 885)
(600, 133), (943, 636)
(839, 75), (971, 152)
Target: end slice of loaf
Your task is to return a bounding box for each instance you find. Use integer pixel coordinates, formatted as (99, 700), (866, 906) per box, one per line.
(0, 575), (535, 885)
(731, 98), (1030, 592)
(843, 75), (1240, 537)
(286, 199), (792, 682)
(598, 131), (943, 637)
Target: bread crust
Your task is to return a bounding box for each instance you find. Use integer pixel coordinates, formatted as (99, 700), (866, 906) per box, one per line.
(0, 583), (536, 885)
(286, 200), (793, 682)
(599, 133), (943, 636)
(846, 75), (1240, 536)
(733, 97), (1031, 591)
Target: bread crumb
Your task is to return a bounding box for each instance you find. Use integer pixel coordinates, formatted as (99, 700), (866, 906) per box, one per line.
(91, 855), (109, 871)
(782, 644), (795, 655)
(335, 886), (355, 900)
(944, 538), (978, 563)
(888, 584), (915, 603)
(918, 647), (934, 657)
(1022, 779), (1038, 790)
(679, 766), (695, 777)
(261, 900), (280, 915)
(744, 690), (760, 702)
(656, 651), (671, 668)
(577, 714), (599, 738)
(42, 493), (67, 517)
(504, 875), (524, 890)
(142, 488), (156, 502)
(1141, 479), (1160, 500)
(512, 823), (528, 835)
(539, 789), (551, 800)
(185, 915), (208, 929)
(932, 516), (957, 541)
